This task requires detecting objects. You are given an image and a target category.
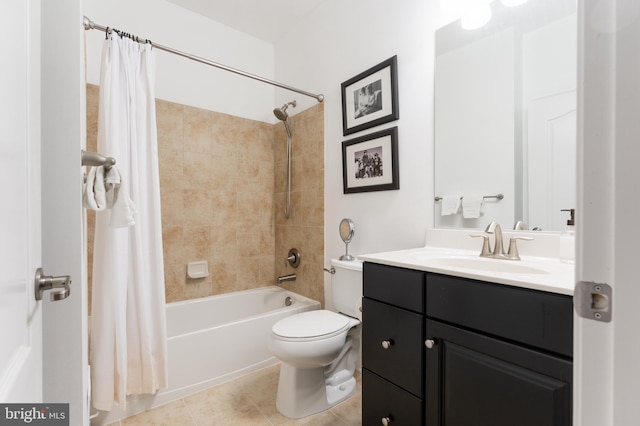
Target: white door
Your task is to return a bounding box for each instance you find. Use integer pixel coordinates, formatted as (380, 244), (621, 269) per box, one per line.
(576, 0), (640, 425)
(526, 90), (576, 231)
(0, 0), (43, 402)
(40, 0), (89, 423)
(0, 1), (88, 423)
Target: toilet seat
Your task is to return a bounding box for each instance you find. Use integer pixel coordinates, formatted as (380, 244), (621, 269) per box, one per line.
(272, 310), (353, 342)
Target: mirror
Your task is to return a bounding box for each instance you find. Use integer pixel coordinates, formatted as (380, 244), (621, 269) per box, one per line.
(434, 0), (577, 232)
(339, 218), (355, 261)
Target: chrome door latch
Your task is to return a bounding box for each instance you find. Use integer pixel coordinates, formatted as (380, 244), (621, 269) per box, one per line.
(34, 268), (71, 301)
(574, 281), (611, 322)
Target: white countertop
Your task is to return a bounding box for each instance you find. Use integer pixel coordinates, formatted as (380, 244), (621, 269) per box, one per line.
(359, 246), (575, 296)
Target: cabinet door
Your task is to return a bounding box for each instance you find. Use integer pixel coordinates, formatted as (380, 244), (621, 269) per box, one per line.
(363, 369), (423, 426)
(426, 319), (572, 426)
(363, 298), (424, 396)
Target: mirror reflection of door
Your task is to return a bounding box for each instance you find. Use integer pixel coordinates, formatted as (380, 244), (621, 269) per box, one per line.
(526, 91), (576, 231)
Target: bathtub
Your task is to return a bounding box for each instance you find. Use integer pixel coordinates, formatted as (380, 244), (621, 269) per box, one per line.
(93, 286), (320, 425)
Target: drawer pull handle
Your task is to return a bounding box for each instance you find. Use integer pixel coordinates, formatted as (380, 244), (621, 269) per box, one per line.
(381, 339), (394, 349)
(382, 416), (393, 425)
(425, 339), (436, 349)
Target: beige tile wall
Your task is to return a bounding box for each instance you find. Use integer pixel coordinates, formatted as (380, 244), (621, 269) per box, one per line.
(273, 105), (325, 305)
(86, 84), (324, 306)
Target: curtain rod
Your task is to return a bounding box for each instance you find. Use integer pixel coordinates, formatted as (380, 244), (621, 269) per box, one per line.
(83, 16), (324, 103)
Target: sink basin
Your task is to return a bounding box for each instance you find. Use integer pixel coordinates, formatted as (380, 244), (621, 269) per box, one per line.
(407, 251), (549, 274)
(429, 257), (548, 275)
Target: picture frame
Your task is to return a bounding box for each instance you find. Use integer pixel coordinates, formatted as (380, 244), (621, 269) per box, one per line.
(342, 127), (399, 194)
(341, 55), (399, 136)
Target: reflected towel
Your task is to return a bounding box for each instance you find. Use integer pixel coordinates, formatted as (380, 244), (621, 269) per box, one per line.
(462, 195), (484, 219)
(440, 195), (461, 216)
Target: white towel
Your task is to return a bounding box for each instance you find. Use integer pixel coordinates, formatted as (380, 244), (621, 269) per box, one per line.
(440, 195), (461, 216)
(105, 166), (137, 228)
(83, 166), (107, 211)
(462, 195), (484, 219)
(83, 165), (137, 228)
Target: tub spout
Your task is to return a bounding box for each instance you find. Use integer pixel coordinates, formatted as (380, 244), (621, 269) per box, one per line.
(277, 274), (296, 284)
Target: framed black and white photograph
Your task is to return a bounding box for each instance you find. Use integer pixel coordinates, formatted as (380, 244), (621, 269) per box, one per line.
(341, 55), (399, 136)
(342, 127), (399, 194)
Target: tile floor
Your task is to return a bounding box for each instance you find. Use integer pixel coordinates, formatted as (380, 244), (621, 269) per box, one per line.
(105, 364), (362, 425)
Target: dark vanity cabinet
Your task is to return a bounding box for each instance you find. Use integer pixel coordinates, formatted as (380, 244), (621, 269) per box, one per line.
(362, 262), (573, 426)
(362, 263), (426, 425)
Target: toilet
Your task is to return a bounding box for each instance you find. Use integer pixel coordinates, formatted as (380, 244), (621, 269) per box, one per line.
(269, 258), (363, 419)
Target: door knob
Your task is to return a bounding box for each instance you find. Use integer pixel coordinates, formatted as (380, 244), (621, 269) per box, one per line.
(382, 416), (393, 425)
(381, 339), (394, 349)
(35, 268), (71, 301)
(425, 339), (436, 349)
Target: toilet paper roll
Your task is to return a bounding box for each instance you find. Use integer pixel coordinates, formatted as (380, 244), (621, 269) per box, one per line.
(355, 297), (363, 321)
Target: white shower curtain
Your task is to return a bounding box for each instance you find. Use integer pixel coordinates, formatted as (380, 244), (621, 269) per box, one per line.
(90, 32), (168, 411)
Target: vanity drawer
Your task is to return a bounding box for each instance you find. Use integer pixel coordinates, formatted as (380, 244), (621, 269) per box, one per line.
(426, 273), (573, 357)
(363, 262), (425, 313)
(362, 298), (424, 396)
(363, 369), (423, 426)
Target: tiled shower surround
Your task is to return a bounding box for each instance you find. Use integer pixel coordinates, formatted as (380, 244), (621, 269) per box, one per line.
(86, 85), (325, 306)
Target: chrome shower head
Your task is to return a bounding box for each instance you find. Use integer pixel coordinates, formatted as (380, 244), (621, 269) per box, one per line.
(273, 100), (297, 121)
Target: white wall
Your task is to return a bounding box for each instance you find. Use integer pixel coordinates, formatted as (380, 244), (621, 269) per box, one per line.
(84, 0), (276, 123)
(275, 0), (450, 265)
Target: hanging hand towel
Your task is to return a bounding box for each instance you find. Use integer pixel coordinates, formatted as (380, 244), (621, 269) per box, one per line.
(105, 166), (137, 228)
(440, 195), (461, 216)
(83, 166), (108, 211)
(462, 195), (484, 219)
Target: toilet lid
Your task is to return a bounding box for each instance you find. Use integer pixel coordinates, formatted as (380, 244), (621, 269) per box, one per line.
(272, 310), (351, 339)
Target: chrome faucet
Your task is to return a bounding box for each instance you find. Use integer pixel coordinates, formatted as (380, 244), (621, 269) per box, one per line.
(485, 221), (505, 258)
(471, 221), (533, 260)
(276, 274), (297, 284)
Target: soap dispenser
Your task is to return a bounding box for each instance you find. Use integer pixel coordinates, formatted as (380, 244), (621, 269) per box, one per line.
(559, 209), (575, 263)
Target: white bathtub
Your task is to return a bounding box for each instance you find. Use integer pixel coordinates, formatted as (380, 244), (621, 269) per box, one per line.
(92, 286), (320, 425)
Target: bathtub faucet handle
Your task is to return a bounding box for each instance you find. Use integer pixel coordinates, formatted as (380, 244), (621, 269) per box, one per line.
(287, 248), (301, 268)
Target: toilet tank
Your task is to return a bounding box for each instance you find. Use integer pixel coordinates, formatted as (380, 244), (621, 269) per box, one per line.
(330, 258), (363, 317)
